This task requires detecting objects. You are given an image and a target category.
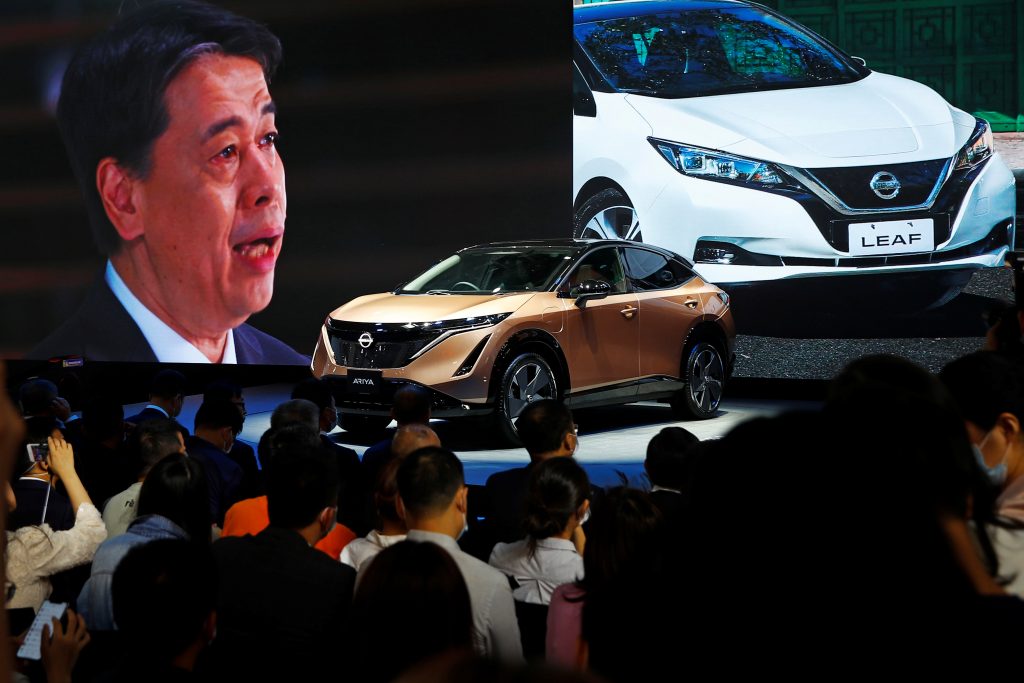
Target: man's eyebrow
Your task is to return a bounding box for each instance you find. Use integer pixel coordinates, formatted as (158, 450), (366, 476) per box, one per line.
(200, 102), (277, 143)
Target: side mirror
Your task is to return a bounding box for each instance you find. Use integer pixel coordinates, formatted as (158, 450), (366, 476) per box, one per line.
(569, 279), (611, 308)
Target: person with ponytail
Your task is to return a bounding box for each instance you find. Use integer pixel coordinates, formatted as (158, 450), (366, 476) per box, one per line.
(488, 457), (589, 605)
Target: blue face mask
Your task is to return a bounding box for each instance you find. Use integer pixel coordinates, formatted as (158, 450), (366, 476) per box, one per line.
(973, 430), (1010, 487)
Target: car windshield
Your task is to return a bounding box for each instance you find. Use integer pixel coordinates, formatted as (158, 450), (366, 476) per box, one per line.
(399, 247), (580, 295)
(575, 7), (863, 98)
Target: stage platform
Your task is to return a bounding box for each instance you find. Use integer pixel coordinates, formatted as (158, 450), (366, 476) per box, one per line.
(127, 386), (819, 488)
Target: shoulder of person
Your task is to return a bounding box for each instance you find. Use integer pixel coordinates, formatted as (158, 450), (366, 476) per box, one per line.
(233, 324), (309, 365)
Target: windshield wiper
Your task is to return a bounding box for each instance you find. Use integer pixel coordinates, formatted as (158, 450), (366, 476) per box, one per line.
(425, 289), (452, 295)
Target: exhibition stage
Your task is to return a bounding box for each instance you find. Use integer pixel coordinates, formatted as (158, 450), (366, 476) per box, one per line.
(132, 384), (819, 489)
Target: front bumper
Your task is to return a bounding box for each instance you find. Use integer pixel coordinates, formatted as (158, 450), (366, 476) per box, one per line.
(639, 151), (1015, 285)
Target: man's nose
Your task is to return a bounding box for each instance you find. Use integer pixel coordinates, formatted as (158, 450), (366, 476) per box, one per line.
(240, 143), (284, 209)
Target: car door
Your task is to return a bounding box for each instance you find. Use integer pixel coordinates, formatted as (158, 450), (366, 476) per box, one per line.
(621, 246), (704, 383)
(561, 246), (640, 400)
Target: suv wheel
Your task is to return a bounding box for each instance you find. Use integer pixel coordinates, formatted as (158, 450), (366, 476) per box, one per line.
(574, 188), (642, 242)
(671, 341), (725, 419)
(494, 352), (558, 444)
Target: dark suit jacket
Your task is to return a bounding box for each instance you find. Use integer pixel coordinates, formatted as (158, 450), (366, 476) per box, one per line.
(185, 436), (243, 526)
(322, 435), (369, 536)
(9, 478), (75, 531)
(210, 526), (356, 678)
(27, 275), (308, 365)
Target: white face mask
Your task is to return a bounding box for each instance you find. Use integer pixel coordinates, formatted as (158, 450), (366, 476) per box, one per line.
(974, 429), (1012, 487)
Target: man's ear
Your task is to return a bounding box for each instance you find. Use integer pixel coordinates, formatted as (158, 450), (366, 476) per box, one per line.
(96, 157), (144, 241)
(997, 412), (1021, 440)
(455, 485), (468, 514)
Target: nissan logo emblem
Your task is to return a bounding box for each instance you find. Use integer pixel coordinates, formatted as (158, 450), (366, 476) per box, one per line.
(358, 332), (374, 349)
(869, 171), (901, 200)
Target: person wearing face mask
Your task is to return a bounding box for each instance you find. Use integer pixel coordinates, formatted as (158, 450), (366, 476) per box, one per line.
(391, 446), (522, 661)
(185, 400), (243, 527)
(941, 351), (1024, 595)
(209, 442), (354, 680)
(489, 457), (589, 606)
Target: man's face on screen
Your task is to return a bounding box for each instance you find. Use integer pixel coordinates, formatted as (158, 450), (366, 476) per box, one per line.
(133, 53), (286, 335)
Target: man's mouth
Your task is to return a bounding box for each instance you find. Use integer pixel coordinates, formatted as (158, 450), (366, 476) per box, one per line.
(234, 236), (277, 259)
(232, 234), (282, 274)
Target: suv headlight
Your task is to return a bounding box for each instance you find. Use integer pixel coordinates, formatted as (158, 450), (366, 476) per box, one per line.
(400, 312), (512, 333)
(954, 118), (993, 171)
(649, 137), (801, 191)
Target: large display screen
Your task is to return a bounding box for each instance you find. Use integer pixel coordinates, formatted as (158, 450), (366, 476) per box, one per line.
(1, 0), (1018, 383)
(1, 0), (569, 366)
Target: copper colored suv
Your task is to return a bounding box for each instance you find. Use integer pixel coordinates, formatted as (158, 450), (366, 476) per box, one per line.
(311, 239), (736, 443)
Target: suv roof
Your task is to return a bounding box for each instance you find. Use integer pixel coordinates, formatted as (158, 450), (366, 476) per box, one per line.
(459, 238), (687, 263)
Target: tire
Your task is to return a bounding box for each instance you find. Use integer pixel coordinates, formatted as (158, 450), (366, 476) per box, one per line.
(671, 340), (725, 420)
(573, 188), (642, 242)
(493, 352), (559, 445)
(339, 413), (392, 436)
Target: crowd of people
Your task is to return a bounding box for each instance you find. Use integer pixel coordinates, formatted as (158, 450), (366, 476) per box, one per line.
(0, 334), (1023, 679)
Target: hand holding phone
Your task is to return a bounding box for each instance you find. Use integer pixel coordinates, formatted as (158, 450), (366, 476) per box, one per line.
(41, 608), (90, 683)
(16, 600), (66, 661)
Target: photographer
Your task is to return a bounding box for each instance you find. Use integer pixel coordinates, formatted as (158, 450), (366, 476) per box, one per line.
(6, 435), (106, 611)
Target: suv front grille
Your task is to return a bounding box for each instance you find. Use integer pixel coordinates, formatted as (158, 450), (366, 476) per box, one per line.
(806, 159), (950, 211)
(326, 320), (443, 369)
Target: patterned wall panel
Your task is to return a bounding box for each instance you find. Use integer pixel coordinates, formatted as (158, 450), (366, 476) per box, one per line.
(758, 0), (1021, 120)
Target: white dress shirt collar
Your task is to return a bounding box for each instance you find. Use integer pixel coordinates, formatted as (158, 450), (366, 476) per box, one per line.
(106, 261), (236, 364)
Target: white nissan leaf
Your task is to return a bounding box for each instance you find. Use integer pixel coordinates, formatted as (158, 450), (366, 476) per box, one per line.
(573, 0), (1016, 307)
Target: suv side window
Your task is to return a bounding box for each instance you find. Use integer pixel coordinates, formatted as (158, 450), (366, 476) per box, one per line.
(623, 247), (694, 291)
(564, 247), (628, 294)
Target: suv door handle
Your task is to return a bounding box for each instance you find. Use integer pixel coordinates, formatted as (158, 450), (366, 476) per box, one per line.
(620, 306), (638, 319)
(684, 298), (699, 309)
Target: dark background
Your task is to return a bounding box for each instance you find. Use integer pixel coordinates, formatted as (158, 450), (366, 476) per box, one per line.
(0, 0), (570, 360)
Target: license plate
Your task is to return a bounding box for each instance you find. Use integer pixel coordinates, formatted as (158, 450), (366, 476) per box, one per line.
(348, 369), (382, 395)
(848, 219), (934, 256)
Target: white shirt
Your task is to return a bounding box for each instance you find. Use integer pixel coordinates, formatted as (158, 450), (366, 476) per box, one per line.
(401, 529), (523, 661)
(489, 537), (583, 605)
(102, 482), (143, 539)
(105, 261), (236, 364)
(339, 530), (406, 572)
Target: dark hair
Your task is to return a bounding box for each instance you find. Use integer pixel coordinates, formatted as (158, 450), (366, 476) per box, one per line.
(129, 418), (183, 476)
(374, 456), (404, 526)
(515, 400), (574, 457)
(392, 385), (431, 425)
(112, 539), (217, 663)
(18, 378), (58, 416)
(257, 423), (321, 470)
(81, 395), (125, 442)
(940, 351), (1024, 430)
(291, 377), (334, 412)
(827, 355), (1008, 583)
(265, 443), (339, 529)
(193, 399), (243, 435)
(645, 426), (699, 489)
(136, 453), (211, 546)
(523, 458), (590, 556)
(203, 379), (243, 403)
(57, 0), (282, 255)
(149, 369), (186, 401)
(269, 398), (319, 431)
(396, 447), (464, 518)
(577, 487), (661, 596)
(348, 541), (472, 683)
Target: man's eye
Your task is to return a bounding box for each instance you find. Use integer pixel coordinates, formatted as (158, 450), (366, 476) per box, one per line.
(260, 132), (279, 147)
(217, 145), (237, 160)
